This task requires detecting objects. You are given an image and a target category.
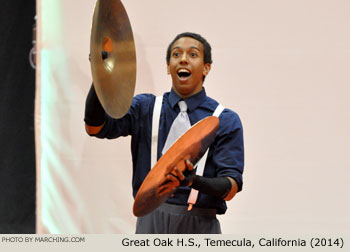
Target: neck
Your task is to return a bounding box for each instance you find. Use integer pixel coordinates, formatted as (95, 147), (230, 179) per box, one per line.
(172, 86), (203, 99)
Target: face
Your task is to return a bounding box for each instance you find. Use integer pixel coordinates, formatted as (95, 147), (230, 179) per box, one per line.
(167, 37), (211, 98)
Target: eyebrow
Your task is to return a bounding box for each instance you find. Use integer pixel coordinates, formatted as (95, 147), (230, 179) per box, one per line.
(171, 46), (200, 51)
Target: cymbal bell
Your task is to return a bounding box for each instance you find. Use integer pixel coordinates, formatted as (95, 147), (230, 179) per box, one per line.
(90, 0), (136, 118)
(133, 116), (220, 217)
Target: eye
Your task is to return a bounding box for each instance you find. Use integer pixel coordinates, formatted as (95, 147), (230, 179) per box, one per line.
(190, 52), (198, 57)
(172, 52), (181, 57)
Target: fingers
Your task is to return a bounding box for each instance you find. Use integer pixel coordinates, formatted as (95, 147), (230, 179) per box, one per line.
(185, 159), (194, 171)
(158, 159), (195, 196)
(166, 173), (180, 186)
(157, 174), (179, 196)
(173, 166), (185, 181)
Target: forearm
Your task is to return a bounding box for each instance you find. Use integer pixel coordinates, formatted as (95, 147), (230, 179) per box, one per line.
(84, 84), (106, 135)
(168, 160), (239, 201)
(190, 175), (236, 200)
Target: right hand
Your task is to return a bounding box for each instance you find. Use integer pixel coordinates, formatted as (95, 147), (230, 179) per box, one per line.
(157, 160), (195, 196)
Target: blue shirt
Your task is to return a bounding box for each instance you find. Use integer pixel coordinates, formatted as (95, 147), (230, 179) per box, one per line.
(95, 88), (244, 214)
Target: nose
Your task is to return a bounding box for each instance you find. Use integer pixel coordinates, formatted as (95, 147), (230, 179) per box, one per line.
(180, 53), (188, 65)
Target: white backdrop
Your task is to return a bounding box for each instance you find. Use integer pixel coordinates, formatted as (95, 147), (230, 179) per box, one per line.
(35, 0), (350, 234)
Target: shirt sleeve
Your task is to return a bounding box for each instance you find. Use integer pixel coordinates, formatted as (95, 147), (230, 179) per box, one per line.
(94, 94), (154, 139)
(212, 110), (244, 192)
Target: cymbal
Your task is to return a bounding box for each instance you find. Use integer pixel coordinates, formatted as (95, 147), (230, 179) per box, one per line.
(133, 116), (220, 217)
(90, 0), (136, 118)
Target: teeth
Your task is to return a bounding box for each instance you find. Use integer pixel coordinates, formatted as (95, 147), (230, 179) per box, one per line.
(177, 69), (190, 73)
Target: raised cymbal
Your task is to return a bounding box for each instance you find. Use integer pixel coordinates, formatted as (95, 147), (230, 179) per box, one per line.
(133, 116), (220, 217)
(90, 0), (136, 118)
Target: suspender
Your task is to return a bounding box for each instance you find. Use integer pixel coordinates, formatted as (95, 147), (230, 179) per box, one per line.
(187, 104), (225, 208)
(151, 96), (163, 168)
(151, 97), (225, 209)
(213, 104), (225, 117)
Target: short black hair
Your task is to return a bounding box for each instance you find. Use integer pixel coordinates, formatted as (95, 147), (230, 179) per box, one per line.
(166, 32), (213, 65)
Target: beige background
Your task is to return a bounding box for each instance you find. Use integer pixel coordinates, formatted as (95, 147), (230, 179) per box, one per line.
(36, 0), (350, 234)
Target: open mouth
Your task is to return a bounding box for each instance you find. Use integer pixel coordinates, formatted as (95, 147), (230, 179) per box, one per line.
(177, 69), (191, 79)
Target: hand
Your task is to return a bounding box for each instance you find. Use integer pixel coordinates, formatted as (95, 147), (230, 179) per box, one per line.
(156, 160), (195, 196)
(178, 160), (196, 186)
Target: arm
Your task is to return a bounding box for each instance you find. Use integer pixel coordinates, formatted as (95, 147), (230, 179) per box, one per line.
(85, 123), (105, 135)
(158, 160), (238, 201)
(84, 87), (154, 140)
(84, 84), (106, 135)
(223, 177), (238, 201)
(85, 54), (105, 135)
(188, 174), (237, 201)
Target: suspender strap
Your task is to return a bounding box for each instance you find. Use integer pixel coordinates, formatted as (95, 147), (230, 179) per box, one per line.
(213, 104), (225, 118)
(187, 104), (225, 208)
(151, 96), (163, 169)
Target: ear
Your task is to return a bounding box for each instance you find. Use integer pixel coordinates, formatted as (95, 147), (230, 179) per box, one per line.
(167, 64), (170, 75)
(203, 63), (211, 76)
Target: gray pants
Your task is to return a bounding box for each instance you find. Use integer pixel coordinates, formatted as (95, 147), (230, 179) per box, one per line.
(136, 203), (221, 234)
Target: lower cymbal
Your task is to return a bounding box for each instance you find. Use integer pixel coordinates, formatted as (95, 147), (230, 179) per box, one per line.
(90, 0), (136, 118)
(133, 116), (220, 217)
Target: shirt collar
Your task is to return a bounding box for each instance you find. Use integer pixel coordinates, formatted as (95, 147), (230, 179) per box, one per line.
(169, 88), (207, 112)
